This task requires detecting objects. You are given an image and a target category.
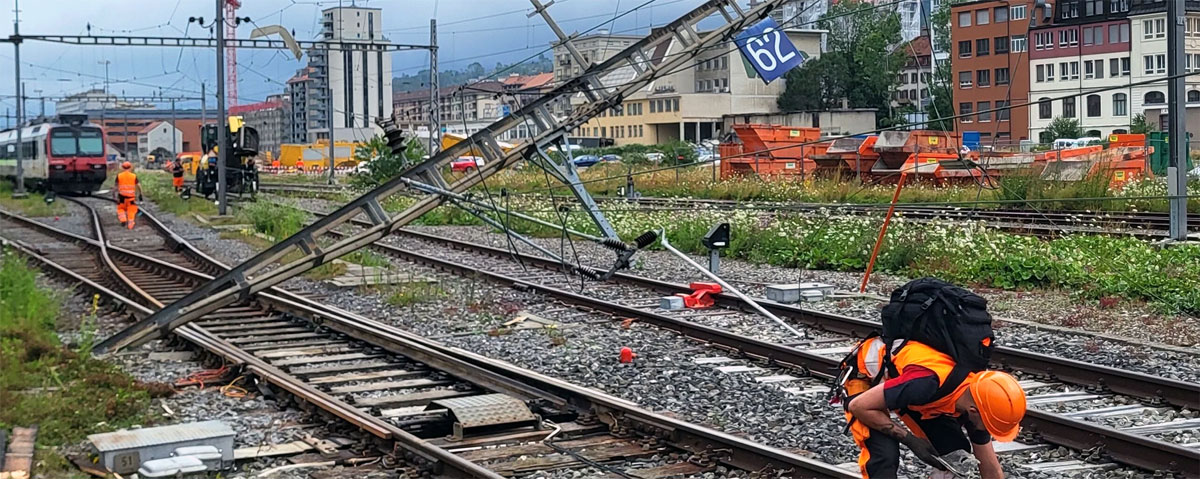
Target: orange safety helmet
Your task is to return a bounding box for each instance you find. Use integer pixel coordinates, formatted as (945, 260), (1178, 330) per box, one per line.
(968, 371), (1026, 442)
(121, 161), (133, 170)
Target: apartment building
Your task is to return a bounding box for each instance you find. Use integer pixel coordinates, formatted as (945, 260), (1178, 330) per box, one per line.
(1127, 0), (1200, 137)
(229, 94), (291, 157)
(1028, 0), (1134, 141)
(896, 36), (934, 108)
(573, 29), (825, 146)
(951, 0), (1036, 148)
(552, 31), (640, 83)
(289, 5), (393, 143)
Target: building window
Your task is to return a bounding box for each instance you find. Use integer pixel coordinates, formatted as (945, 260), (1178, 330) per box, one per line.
(996, 100), (1011, 121)
(1113, 93), (1127, 115)
(976, 9), (990, 25)
(977, 69), (991, 87)
(1010, 5), (1026, 20)
(1189, 91), (1200, 103)
(1069, 61), (1080, 79)
(1144, 54), (1166, 75)
(1144, 18), (1165, 39)
(1121, 57), (1131, 76)
(1039, 98), (1053, 119)
(959, 70), (973, 88)
(1011, 36), (1027, 52)
(1061, 1), (1078, 18)
(1036, 64), (1046, 82)
(958, 40), (972, 57)
(1085, 0), (1102, 16)
(978, 101), (992, 122)
(1058, 29), (1078, 47)
(1063, 97), (1076, 118)
(1059, 62), (1069, 80)
(1095, 59), (1104, 78)
(1087, 94), (1101, 117)
(958, 11), (971, 27)
(960, 102), (973, 121)
(1047, 63), (1056, 80)
(1035, 32), (1052, 50)
(976, 38), (990, 56)
(1110, 0), (1129, 13)
(1144, 91), (1165, 104)
(995, 36), (1009, 54)
(1109, 58), (1120, 78)
(994, 6), (1008, 22)
(996, 67), (1010, 85)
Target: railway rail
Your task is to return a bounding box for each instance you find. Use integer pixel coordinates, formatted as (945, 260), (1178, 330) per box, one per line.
(311, 213), (1199, 477)
(530, 195), (1195, 240)
(0, 198), (858, 479)
(261, 185), (1191, 239)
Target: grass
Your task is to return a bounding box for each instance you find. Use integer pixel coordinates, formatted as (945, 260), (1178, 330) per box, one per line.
(0, 183), (69, 217)
(478, 164), (1200, 213)
(0, 249), (161, 477)
(138, 171), (218, 218)
(384, 281), (448, 307)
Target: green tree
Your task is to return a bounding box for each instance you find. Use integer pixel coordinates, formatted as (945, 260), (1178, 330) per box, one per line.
(1044, 116), (1083, 142)
(1130, 113), (1157, 134)
(777, 0), (905, 126)
(349, 135), (425, 187)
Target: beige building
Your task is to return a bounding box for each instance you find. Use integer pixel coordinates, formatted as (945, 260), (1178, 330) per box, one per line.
(572, 29), (825, 146)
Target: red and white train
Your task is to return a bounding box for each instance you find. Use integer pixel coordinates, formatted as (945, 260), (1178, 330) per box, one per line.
(0, 115), (109, 194)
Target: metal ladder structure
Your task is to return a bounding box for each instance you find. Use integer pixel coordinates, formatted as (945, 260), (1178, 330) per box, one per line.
(96, 0), (787, 354)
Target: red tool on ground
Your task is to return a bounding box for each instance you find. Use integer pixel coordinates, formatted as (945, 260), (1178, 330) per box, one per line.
(619, 347), (636, 363)
(676, 282), (723, 309)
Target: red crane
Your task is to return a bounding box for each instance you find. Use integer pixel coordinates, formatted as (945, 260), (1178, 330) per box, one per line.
(224, 0), (241, 106)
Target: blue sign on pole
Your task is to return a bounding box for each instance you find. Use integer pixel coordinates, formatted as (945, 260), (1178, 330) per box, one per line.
(735, 17), (805, 84)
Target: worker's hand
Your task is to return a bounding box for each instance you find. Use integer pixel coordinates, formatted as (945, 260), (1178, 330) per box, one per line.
(138, 193), (144, 202)
(900, 433), (946, 471)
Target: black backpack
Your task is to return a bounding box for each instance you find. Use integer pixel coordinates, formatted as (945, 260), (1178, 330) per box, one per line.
(879, 278), (995, 397)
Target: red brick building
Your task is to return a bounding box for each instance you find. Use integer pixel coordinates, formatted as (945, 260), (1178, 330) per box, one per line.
(950, 0), (1039, 148)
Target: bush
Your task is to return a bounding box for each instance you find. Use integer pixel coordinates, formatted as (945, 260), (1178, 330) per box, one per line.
(237, 201), (307, 239)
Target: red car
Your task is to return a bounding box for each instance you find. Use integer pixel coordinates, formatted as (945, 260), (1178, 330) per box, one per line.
(451, 156), (484, 172)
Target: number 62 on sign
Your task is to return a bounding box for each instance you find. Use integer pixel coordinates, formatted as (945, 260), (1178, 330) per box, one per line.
(735, 17), (805, 83)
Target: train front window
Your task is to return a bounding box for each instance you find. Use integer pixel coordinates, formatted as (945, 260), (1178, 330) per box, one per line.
(78, 129), (104, 156)
(51, 130), (77, 156)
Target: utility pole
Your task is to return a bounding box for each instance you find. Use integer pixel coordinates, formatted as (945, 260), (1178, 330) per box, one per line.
(201, 82), (207, 127)
(11, 0), (26, 198)
(215, 0), (229, 215)
(327, 43), (336, 184)
(1167, 0), (1189, 241)
(170, 98), (177, 157)
(428, 18), (438, 156)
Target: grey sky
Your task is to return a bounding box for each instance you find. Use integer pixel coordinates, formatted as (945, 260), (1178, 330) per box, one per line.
(0, 0), (701, 115)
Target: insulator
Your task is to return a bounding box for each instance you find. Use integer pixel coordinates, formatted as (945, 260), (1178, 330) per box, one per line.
(633, 230), (658, 249)
(599, 237), (628, 251)
(575, 265), (603, 280)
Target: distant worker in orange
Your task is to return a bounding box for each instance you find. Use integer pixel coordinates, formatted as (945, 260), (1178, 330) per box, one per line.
(170, 157), (186, 192)
(114, 162), (143, 229)
(295, 157), (305, 172)
(271, 157), (281, 169)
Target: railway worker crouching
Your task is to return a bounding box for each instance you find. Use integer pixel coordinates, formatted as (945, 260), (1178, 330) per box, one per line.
(170, 157), (186, 192)
(114, 162), (143, 229)
(835, 278), (1027, 479)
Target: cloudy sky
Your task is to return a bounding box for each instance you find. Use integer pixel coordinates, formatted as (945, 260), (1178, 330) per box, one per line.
(0, 0), (702, 117)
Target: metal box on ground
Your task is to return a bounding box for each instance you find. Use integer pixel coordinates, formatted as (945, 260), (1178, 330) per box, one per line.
(138, 456), (207, 478)
(88, 421), (234, 475)
(660, 296), (685, 310)
(766, 283), (835, 303)
(173, 445), (222, 470)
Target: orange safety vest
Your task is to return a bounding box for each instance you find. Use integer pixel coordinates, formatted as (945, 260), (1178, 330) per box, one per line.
(117, 171), (138, 198)
(889, 341), (972, 419)
(296, 159), (305, 168)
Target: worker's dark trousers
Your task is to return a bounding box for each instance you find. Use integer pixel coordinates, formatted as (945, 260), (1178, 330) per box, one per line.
(849, 411), (972, 478)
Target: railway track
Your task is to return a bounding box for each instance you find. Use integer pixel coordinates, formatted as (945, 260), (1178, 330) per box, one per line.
(520, 194), (1195, 240)
(0, 198), (859, 479)
(310, 214), (1199, 477)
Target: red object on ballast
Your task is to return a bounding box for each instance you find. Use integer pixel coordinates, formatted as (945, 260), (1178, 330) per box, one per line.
(619, 347), (636, 363)
(676, 282), (723, 309)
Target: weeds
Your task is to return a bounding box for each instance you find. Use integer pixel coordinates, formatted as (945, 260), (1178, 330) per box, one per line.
(0, 183), (68, 217)
(385, 281), (448, 307)
(0, 250), (155, 473)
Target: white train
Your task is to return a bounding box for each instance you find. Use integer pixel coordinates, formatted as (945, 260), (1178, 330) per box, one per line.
(0, 115), (109, 193)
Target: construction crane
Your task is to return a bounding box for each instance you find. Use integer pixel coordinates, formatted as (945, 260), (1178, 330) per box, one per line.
(224, 0), (241, 106)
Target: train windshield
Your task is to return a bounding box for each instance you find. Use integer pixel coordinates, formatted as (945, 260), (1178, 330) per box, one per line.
(50, 127), (104, 157)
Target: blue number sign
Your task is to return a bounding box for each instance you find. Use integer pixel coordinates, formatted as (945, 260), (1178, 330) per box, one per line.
(735, 17), (804, 83)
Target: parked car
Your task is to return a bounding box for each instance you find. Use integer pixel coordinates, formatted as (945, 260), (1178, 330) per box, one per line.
(600, 154), (622, 163)
(572, 155), (602, 167)
(644, 152), (665, 163)
(451, 156), (485, 172)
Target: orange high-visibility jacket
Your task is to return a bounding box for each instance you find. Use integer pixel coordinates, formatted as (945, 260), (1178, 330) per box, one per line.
(890, 341), (972, 419)
(117, 171), (138, 198)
